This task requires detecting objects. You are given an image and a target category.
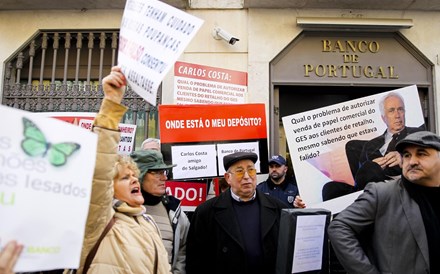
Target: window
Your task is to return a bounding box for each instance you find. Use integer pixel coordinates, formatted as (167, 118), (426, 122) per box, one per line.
(2, 30), (159, 149)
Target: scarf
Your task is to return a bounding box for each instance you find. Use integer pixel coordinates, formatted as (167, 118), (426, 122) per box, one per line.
(112, 198), (145, 216)
(142, 190), (170, 207)
(402, 177), (440, 273)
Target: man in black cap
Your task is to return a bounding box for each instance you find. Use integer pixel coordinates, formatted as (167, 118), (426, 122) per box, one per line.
(257, 154), (302, 208)
(186, 151), (287, 274)
(329, 131), (440, 274)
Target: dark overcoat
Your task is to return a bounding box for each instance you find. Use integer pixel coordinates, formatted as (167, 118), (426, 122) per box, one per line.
(186, 189), (286, 274)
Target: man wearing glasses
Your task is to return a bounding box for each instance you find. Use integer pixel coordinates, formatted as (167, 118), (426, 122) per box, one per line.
(131, 149), (190, 274)
(186, 151), (287, 274)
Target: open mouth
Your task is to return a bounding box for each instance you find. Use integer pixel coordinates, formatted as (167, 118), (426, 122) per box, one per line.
(131, 187), (140, 194)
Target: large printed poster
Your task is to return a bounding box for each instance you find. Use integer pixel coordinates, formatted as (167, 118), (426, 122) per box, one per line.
(282, 85), (425, 207)
(0, 105), (97, 271)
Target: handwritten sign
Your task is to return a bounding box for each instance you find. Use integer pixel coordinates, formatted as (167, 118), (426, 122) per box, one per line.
(79, 119), (137, 155)
(0, 105), (97, 272)
(118, 0), (203, 105)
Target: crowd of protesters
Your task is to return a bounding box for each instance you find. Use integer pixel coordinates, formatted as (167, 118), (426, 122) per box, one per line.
(3, 67), (439, 274)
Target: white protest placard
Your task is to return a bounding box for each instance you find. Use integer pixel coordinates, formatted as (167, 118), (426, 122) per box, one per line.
(282, 85), (425, 207)
(174, 61), (248, 105)
(118, 0), (204, 106)
(292, 215), (326, 273)
(116, 123), (137, 155)
(171, 144), (217, 179)
(311, 191), (362, 215)
(0, 105), (97, 272)
(79, 119), (137, 155)
(217, 142), (261, 174)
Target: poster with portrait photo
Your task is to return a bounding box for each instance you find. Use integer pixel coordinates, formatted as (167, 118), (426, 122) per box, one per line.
(282, 85), (425, 208)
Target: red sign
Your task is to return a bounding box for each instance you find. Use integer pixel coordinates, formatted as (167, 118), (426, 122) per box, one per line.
(159, 104), (267, 143)
(166, 181), (207, 210)
(175, 61), (247, 86)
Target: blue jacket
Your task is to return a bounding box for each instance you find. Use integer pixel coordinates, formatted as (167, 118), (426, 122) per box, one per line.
(257, 176), (299, 208)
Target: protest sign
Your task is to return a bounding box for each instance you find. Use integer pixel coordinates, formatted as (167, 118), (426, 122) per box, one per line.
(32, 112), (96, 125)
(282, 85), (425, 207)
(159, 104), (266, 143)
(118, 0), (204, 106)
(0, 105), (97, 271)
(277, 209), (331, 274)
(79, 119), (137, 155)
(159, 104), (268, 180)
(171, 144), (217, 179)
(174, 61), (248, 105)
(216, 142), (261, 174)
(166, 181), (207, 211)
(34, 112), (137, 155)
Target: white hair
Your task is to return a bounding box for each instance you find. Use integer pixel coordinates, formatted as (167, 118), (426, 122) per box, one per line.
(378, 92), (405, 116)
(141, 138), (161, 150)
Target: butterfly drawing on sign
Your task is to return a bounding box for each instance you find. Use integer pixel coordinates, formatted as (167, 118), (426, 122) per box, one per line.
(21, 117), (81, 167)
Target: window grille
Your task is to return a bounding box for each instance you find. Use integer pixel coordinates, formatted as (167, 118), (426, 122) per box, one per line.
(2, 30), (160, 148)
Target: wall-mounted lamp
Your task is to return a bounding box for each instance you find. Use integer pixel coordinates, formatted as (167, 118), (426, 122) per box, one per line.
(212, 27), (240, 45)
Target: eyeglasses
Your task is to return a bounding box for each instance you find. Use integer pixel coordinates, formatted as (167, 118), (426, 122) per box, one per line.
(228, 167), (257, 180)
(148, 169), (168, 178)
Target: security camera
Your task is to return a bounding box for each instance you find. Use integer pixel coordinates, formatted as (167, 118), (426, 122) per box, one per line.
(212, 27), (240, 45)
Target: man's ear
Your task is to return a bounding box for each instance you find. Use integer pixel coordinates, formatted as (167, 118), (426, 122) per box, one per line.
(224, 173), (232, 185)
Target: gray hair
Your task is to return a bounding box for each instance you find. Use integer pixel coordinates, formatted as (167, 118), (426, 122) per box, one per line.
(378, 92), (405, 116)
(141, 138), (160, 150)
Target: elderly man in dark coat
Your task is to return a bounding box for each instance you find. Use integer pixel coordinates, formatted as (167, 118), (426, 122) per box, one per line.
(186, 152), (287, 274)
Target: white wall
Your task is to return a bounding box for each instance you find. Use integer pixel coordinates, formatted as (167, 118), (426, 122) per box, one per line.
(1, 8), (439, 129)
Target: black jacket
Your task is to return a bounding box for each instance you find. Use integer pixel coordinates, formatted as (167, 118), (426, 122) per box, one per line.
(186, 189), (287, 274)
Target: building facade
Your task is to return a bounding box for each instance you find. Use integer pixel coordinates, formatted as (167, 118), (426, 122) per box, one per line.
(1, 0), (439, 155)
